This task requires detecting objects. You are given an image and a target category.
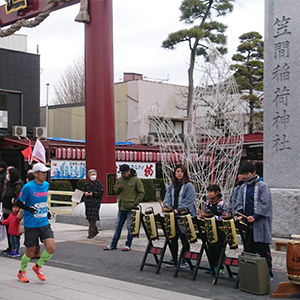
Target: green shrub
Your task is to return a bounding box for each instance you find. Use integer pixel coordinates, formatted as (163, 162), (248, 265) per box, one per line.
(76, 179), (86, 191)
(48, 178), (167, 203)
(141, 179), (154, 202)
(140, 178), (166, 202)
(49, 180), (73, 202)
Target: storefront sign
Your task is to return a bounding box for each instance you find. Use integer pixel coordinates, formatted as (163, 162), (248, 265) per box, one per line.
(116, 162), (156, 179)
(51, 160), (86, 179)
(50, 161), (155, 180)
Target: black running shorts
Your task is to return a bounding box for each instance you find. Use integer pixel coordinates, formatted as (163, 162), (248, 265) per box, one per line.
(24, 224), (54, 248)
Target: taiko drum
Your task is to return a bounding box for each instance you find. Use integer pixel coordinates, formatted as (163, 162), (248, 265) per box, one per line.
(287, 234), (300, 285)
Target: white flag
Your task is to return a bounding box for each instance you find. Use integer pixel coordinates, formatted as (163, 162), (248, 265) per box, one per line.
(32, 139), (46, 164)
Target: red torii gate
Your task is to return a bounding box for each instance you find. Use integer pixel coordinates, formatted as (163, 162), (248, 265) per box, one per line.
(0, 0), (116, 203)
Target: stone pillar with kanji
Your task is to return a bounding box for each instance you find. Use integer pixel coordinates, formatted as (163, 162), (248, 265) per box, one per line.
(264, 0), (300, 236)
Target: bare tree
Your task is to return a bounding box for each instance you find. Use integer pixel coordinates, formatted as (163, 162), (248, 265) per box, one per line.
(53, 54), (85, 104)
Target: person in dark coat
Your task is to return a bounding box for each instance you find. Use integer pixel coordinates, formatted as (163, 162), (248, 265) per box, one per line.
(0, 161), (7, 202)
(83, 169), (104, 238)
(1, 167), (23, 255)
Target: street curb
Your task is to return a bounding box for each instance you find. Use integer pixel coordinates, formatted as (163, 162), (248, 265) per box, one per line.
(55, 214), (117, 230)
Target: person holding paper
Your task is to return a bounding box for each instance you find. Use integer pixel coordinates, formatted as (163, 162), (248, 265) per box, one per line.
(72, 189), (84, 203)
(83, 169), (104, 238)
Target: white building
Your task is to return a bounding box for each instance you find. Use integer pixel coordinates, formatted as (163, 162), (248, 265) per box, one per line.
(0, 34), (27, 52)
(42, 72), (188, 144)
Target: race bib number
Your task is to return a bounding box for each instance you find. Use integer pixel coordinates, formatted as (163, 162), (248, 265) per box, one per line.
(33, 202), (48, 218)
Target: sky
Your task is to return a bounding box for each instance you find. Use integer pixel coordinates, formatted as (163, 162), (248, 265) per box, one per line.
(0, 0), (264, 105)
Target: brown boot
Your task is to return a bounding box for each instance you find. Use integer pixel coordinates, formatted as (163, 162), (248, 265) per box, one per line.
(32, 245), (41, 259)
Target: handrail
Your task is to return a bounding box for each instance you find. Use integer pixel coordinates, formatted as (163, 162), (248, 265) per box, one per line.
(47, 190), (78, 214)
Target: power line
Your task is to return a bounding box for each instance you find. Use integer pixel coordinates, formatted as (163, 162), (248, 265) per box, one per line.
(234, 0), (263, 22)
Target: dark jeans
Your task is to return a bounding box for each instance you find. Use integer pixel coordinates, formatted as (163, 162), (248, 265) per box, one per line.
(111, 210), (132, 248)
(168, 221), (190, 264)
(169, 233), (190, 264)
(207, 230), (226, 270)
(10, 235), (20, 252)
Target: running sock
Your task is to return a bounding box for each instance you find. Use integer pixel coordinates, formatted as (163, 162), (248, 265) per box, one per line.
(20, 254), (31, 272)
(37, 250), (53, 267)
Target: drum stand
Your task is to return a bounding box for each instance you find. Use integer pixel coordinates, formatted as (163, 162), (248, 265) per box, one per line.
(212, 234), (239, 287)
(236, 220), (253, 252)
(173, 217), (213, 280)
(210, 219), (251, 287)
(140, 214), (173, 274)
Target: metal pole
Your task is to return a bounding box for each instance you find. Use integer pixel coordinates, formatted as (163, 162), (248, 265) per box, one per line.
(46, 83), (50, 137)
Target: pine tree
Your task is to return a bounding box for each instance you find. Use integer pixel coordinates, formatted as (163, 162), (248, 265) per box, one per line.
(230, 31), (264, 133)
(162, 0), (234, 126)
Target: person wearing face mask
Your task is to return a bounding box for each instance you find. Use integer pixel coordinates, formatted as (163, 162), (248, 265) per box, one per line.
(83, 169), (104, 238)
(1, 167), (23, 255)
(235, 162), (273, 283)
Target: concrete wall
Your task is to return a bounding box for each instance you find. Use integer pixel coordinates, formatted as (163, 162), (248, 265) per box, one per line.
(49, 105), (85, 140)
(45, 79), (188, 142)
(114, 82), (129, 142)
(42, 103), (85, 140)
(136, 80), (187, 139)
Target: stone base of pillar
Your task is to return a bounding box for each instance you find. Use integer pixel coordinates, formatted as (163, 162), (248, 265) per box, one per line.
(271, 188), (300, 238)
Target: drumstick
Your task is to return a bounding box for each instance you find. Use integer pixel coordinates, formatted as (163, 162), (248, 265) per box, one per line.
(194, 200), (205, 215)
(158, 199), (172, 210)
(158, 199), (164, 209)
(239, 221), (248, 227)
(232, 215), (248, 228)
(236, 211), (248, 219)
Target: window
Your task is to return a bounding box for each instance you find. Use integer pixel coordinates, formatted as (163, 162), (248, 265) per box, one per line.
(173, 120), (183, 134)
(0, 94), (8, 129)
(0, 94), (8, 110)
(149, 118), (184, 136)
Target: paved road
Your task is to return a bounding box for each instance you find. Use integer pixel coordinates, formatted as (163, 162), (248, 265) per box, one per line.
(1, 219), (293, 300)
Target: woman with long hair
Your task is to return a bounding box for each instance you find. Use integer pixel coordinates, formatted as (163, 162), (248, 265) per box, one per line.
(162, 164), (196, 268)
(1, 167), (23, 255)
